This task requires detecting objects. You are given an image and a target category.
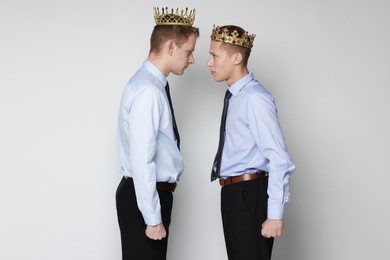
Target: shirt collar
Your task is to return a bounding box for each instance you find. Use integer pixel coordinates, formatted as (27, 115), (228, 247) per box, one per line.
(143, 60), (167, 87)
(228, 72), (254, 96)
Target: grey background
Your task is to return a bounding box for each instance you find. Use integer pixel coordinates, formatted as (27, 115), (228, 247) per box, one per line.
(1, 0), (389, 259)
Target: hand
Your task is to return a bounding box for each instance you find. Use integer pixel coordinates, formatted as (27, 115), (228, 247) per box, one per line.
(145, 223), (166, 240)
(261, 219), (284, 238)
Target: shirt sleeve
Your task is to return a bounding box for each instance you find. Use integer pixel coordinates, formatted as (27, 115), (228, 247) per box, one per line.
(247, 92), (296, 220)
(127, 85), (162, 225)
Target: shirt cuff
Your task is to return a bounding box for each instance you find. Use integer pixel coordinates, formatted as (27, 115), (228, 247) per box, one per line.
(142, 212), (162, 226)
(267, 202), (284, 220)
(143, 212), (162, 226)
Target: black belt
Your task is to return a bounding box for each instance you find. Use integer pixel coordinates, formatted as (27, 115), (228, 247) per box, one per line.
(124, 176), (177, 192)
(219, 171), (268, 187)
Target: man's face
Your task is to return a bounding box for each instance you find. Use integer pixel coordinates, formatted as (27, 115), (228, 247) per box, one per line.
(207, 41), (235, 83)
(170, 34), (197, 75)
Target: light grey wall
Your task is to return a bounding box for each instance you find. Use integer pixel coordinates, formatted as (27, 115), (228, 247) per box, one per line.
(1, 0), (389, 259)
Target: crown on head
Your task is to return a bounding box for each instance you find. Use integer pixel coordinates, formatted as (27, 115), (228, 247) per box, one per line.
(210, 25), (256, 49)
(153, 7), (195, 26)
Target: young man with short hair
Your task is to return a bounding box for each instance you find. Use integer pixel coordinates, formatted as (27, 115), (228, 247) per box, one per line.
(116, 7), (199, 260)
(208, 24), (295, 260)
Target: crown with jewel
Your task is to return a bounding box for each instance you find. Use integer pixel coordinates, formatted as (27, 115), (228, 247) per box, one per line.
(210, 25), (256, 49)
(153, 7), (196, 26)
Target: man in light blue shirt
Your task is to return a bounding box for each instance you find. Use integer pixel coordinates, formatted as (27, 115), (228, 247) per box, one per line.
(208, 25), (295, 260)
(116, 7), (199, 260)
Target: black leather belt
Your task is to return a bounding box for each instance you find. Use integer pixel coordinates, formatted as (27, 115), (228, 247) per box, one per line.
(124, 176), (177, 192)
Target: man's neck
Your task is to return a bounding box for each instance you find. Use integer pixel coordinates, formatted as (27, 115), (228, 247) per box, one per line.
(147, 53), (170, 77)
(227, 67), (249, 86)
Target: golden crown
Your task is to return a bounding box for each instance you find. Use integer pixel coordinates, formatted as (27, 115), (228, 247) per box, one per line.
(153, 7), (195, 26)
(210, 25), (256, 49)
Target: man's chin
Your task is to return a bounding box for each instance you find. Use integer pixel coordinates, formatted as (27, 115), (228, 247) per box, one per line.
(172, 70), (185, 76)
(213, 76), (224, 82)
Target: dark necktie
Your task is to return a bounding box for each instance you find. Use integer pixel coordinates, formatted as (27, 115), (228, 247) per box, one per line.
(211, 90), (232, 181)
(165, 82), (180, 149)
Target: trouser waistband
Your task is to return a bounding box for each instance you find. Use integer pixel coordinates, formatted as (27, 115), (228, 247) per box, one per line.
(124, 176), (177, 192)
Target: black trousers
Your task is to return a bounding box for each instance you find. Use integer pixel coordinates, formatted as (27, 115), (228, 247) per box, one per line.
(221, 177), (274, 260)
(116, 177), (173, 260)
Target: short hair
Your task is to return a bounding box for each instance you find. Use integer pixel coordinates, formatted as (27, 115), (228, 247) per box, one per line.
(218, 25), (252, 66)
(149, 25), (200, 54)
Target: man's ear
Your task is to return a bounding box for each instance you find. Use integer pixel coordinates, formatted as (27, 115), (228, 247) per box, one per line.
(233, 53), (244, 65)
(164, 40), (176, 56)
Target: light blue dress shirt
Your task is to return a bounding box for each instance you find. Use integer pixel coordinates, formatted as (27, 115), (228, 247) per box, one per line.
(220, 72), (295, 220)
(117, 60), (184, 226)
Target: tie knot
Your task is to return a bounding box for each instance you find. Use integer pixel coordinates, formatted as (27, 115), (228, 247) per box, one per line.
(225, 90), (232, 100)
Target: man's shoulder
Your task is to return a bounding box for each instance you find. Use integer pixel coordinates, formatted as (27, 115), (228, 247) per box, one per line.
(243, 80), (274, 101)
(128, 67), (156, 87)
(120, 70), (163, 105)
(125, 68), (162, 93)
